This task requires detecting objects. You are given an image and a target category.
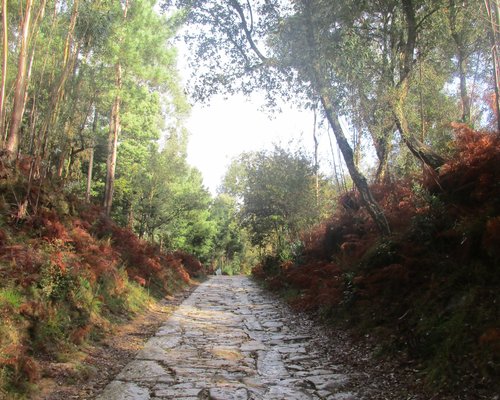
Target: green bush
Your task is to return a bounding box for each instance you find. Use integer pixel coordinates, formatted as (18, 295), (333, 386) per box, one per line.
(39, 262), (76, 302)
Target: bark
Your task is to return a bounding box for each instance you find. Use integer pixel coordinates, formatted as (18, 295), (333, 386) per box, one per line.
(313, 107), (319, 206)
(103, 0), (129, 216)
(302, 0), (390, 235)
(485, 0), (500, 132)
(103, 70), (121, 216)
(127, 203), (134, 228)
(0, 0), (7, 141)
(85, 147), (94, 202)
(38, 0), (79, 161)
(326, 125), (342, 190)
(218, 0), (389, 232)
(393, 80), (445, 169)
(359, 92), (393, 184)
(393, 0), (446, 170)
(457, 48), (470, 123)
(56, 143), (67, 178)
(85, 108), (98, 202)
(6, 0), (33, 156)
(448, 0), (470, 123)
(320, 90), (391, 236)
(373, 130), (392, 184)
(353, 128), (361, 169)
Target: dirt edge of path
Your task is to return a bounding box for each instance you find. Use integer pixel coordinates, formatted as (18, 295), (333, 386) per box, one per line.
(32, 281), (201, 400)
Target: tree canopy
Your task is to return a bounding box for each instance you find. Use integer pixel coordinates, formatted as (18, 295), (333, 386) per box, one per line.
(161, 0), (495, 234)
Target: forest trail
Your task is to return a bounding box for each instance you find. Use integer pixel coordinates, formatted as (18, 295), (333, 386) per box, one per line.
(96, 276), (357, 400)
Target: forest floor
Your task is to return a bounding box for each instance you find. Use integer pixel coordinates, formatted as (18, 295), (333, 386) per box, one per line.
(34, 276), (498, 400)
(31, 283), (200, 400)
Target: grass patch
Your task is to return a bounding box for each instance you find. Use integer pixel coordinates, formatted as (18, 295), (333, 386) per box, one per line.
(0, 287), (23, 310)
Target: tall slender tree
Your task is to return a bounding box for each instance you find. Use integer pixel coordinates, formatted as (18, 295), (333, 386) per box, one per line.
(6, 0), (34, 156)
(104, 0), (128, 216)
(0, 0), (7, 140)
(485, 0), (500, 131)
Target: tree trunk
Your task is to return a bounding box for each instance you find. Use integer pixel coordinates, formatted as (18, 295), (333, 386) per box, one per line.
(496, 0), (500, 131)
(485, 0), (500, 131)
(352, 127), (361, 169)
(86, 146), (94, 202)
(373, 130), (392, 184)
(56, 144), (67, 178)
(312, 107), (319, 206)
(448, 0), (470, 124)
(457, 48), (470, 123)
(37, 0), (79, 161)
(127, 203), (134, 228)
(326, 125), (342, 190)
(303, 0), (390, 235)
(393, 0), (446, 170)
(0, 0), (7, 142)
(86, 108), (97, 202)
(103, 73), (121, 216)
(320, 91), (391, 236)
(6, 0), (33, 156)
(103, 0), (129, 216)
(393, 80), (445, 169)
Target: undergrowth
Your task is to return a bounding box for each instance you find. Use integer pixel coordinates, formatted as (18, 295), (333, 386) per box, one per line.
(253, 125), (500, 395)
(0, 157), (206, 397)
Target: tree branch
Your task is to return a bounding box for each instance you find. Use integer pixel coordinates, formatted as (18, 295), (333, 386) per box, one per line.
(416, 6), (442, 31)
(228, 0), (267, 62)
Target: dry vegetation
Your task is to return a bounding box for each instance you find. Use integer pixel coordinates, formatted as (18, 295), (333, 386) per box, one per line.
(0, 156), (205, 397)
(253, 126), (500, 395)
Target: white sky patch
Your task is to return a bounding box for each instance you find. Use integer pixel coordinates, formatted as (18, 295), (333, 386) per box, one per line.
(186, 93), (318, 194)
(174, 26), (352, 195)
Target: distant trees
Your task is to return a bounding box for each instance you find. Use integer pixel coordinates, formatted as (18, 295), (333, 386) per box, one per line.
(218, 146), (334, 261)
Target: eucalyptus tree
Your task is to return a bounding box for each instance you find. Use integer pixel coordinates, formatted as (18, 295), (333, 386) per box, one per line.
(0, 0), (8, 138)
(0, 0), (110, 169)
(485, 0), (500, 130)
(109, 127), (216, 261)
(164, 0), (493, 235)
(4, 0), (47, 156)
(0, 0), (187, 210)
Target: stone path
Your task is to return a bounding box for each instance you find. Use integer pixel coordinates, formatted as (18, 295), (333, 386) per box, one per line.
(96, 276), (356, 400)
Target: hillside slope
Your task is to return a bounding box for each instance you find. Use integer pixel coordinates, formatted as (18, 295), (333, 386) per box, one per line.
(0, 155), (205, 396)
(253, 126), (500, 395)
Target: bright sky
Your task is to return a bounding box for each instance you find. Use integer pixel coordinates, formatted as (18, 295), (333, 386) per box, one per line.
(185, 94), (319, 194)
(174, 24), (347, 196)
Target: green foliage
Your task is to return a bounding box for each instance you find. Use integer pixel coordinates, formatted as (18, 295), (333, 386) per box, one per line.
(98, 270), (152, 316)
(73, 277), (102, 317)
(39, 261), (76, 302)
(359, 239), (399, 271)
(0, 154), (209, 396)
(209, 193), (255, 275)
(228, 146), (321, 249)
(216, 145), (336, 271)
(165, 0), (492, 188)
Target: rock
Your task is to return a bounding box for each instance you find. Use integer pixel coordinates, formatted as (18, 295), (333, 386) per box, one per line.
(96, 381), (150, 400)
(116, 360), (175, 384)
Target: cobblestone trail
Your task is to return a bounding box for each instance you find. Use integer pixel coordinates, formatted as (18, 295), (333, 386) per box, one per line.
(97, 276), (357, 400)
